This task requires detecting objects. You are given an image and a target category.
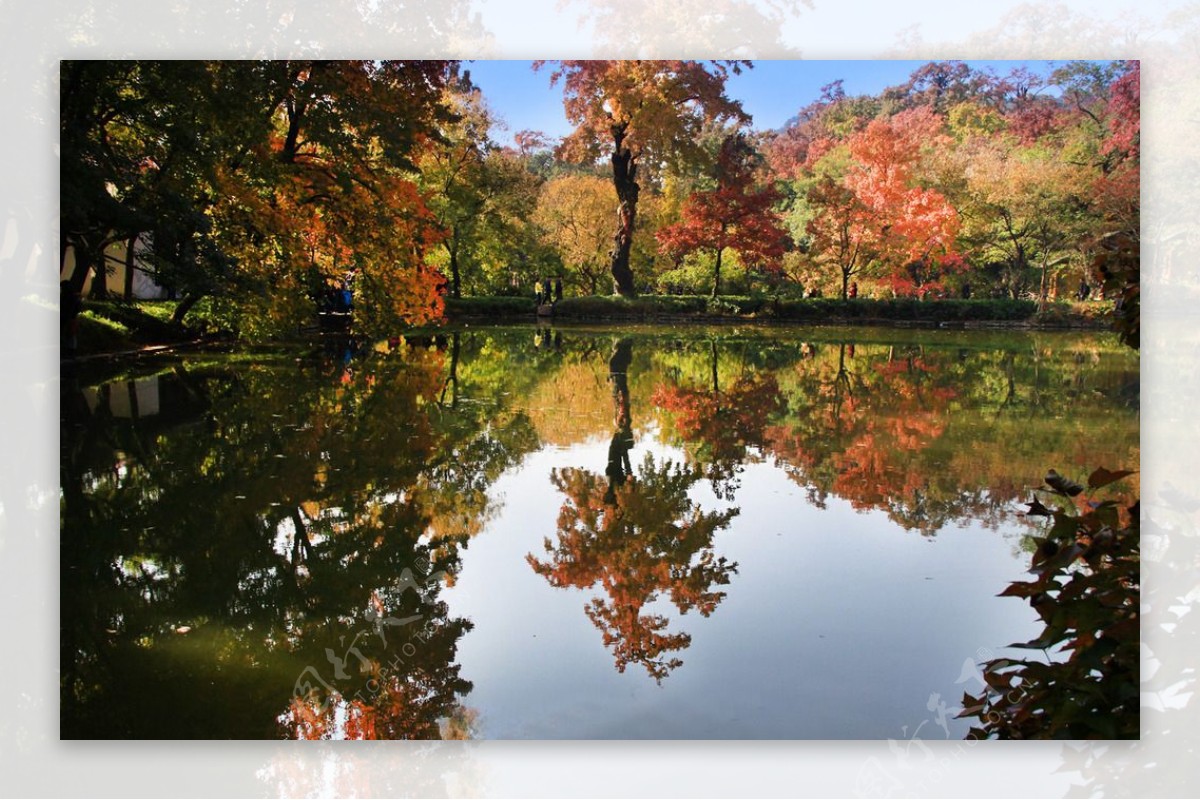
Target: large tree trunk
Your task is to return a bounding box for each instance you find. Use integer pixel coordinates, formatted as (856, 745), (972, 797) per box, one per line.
(605, 338), (635, 504)
(446, 235), (461, 299)
(609, 137), (639, 297)
(609, 338), (633, 423)
(88, 246), (109, 299)
(171, 293), (201, 324)
(65, 240), (90, 295)
(123, 235), (137, 300)
(281, 62), (319, 164)
(711, 247), (723, 298)
(281, 92), (307, 163)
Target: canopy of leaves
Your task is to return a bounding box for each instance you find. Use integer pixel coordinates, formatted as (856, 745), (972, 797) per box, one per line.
(542, 60), (750, 168)
(656, 134), (789, 295)
(959, 469), (1139, 739)
(61, 60), (459, 337)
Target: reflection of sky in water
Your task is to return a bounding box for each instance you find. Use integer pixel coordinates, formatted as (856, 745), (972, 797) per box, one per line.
(60, 327), (1136, 741)
(443, 429), (1041, 739)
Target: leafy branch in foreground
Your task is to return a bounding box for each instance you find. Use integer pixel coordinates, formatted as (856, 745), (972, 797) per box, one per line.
(959, 466), (1139, 739)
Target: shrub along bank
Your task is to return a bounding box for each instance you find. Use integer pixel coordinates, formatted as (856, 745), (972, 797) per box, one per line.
(67, 295), (1112, 358)
(519, 295), (1109, 328)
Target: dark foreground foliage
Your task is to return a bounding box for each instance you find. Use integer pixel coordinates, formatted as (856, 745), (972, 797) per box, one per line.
(959, 467), (1139, 739)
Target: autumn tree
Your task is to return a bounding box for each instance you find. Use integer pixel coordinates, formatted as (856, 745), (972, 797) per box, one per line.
(534, 174), (616, 294)
(245, 60), (457, 332)
(804, 173), (876, 300)
(765, 84), (875, 293)
(1085, 60), (1140, 346)
(993, 67), (1062, 145)
(655, 133), (789, 297)
(842, 108), (961, 297)
(767, 60), (1136, 303)
(764, 80), (879, 181)
(538, 60), (750, 295)
(782, 104), (960, 299)
(958, 136), (1090, 304)
(882, 61), (983, 114)
(61, 60), (458, 336)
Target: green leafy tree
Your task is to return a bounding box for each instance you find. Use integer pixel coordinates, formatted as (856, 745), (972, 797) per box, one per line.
(418, 74), (550, 299)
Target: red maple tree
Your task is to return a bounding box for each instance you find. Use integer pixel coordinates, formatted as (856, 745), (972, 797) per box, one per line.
(843, 108), (961, 297)
(657, 134), (789, 297)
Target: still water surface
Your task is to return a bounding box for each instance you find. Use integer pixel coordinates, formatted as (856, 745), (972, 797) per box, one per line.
(59, 324), (1139, 739)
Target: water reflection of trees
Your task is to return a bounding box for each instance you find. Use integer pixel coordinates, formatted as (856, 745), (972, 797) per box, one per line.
(652, 338), (784, 499)
(531, 455), (739, 682)
(528, 338), (740, 681)
(60, 336), (535, 738)
(645, 332), (1135, 534)
(753, 337), (1139, 534)
(60, 327), (1140, 731)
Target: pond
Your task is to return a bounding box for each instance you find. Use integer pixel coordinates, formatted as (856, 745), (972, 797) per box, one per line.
(59, 324), (1139, 739)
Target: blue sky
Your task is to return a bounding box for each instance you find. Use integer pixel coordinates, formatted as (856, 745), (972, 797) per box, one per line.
(465, 59), (1066, 147)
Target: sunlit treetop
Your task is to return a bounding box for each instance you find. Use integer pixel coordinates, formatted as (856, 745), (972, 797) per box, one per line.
(536, 60), (751, 166)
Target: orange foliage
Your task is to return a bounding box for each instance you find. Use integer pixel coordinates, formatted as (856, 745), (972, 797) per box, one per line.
(844, 109), (960, 276)
(542, 60), (748, 164)
(528, 456), (738, 682)
(653, 372), (784, 496)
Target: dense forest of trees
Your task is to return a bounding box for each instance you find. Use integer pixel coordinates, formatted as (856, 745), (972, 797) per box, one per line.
(60, 59), (1139, 337)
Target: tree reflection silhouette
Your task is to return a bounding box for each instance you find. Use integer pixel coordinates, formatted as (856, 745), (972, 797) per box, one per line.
(604, 338), (635, 504)
(653, 338), (785, 499)
(528, 338), (740, 682)
(58, 338), (531, 738)
(279, 567), (476, 740)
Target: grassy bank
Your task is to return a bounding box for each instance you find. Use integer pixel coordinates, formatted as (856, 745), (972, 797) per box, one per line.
(70, 299), (225, 357)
